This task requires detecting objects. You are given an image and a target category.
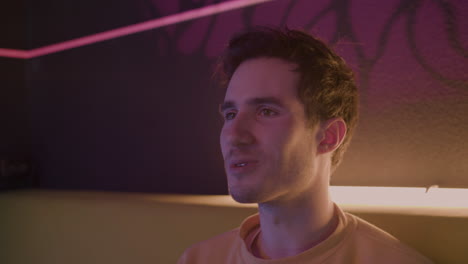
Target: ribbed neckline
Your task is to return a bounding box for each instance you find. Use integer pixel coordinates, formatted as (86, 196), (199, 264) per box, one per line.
(236, 204), (356, 264)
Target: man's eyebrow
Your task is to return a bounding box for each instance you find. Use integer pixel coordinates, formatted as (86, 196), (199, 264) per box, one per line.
(219, 97), (284, 113)
(219, 101), (236, 113)
(247, 97), (284, 107)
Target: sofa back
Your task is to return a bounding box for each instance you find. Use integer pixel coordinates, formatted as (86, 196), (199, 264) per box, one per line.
(1, 190), (467, 263)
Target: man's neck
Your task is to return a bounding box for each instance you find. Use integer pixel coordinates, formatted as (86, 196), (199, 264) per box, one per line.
(254, 187), (337, 259)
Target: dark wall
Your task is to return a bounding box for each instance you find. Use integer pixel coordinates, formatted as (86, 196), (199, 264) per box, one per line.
(0, 0), (28, 49)
(29, 30), (226, 193)
(27, 0), (223, 48)
(2, 0), (468, 193)
(0, 58), (29, 156)
(0, 1), (32, 189)
(0, 58), (32, 190)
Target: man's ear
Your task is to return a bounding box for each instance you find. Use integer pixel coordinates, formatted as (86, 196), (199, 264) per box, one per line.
(317, 118), (347, 154)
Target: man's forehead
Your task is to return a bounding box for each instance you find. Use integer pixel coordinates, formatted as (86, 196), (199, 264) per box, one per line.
(225, 58), (299, 95)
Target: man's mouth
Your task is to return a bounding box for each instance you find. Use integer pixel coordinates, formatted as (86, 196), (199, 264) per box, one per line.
(235, 162), (248, 167)
(229, 160), (258, 170)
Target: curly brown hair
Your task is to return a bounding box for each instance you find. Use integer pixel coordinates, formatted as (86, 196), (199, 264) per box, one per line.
(216, 27), (359, 170)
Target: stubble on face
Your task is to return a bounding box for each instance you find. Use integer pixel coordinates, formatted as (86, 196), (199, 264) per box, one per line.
(220, 58), (321, 205)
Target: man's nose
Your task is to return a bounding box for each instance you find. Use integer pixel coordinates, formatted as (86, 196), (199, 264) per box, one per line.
(222, 113), (256, 146)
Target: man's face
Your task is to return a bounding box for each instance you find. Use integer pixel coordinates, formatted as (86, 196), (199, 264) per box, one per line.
(220, 58), (322, 204)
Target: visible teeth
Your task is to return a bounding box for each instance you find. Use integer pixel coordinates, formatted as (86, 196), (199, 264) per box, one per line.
(236, 163), (247, 167)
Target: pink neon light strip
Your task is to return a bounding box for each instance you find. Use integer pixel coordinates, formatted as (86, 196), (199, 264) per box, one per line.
(0, 48), (29, 59)
(0, 0), (274, 59)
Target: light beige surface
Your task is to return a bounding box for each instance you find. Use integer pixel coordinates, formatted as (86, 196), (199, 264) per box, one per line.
(1, 189), (467, 264)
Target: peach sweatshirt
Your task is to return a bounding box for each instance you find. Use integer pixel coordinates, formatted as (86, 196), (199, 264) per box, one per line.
(178, 205), (433, 264)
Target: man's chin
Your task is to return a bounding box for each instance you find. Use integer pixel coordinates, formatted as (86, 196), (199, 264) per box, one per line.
(228, 186), (262, 204)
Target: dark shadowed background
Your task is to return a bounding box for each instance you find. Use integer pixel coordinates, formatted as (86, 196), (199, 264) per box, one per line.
(1, 0), (467, 193)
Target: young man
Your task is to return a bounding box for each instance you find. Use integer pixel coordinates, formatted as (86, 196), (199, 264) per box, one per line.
(178, 27), (433, 263)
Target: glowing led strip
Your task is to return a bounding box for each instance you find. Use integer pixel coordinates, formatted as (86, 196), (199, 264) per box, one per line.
(151, 186), (468, 217)
(329, 186), (468, 217)
(0, 0), (275, 59)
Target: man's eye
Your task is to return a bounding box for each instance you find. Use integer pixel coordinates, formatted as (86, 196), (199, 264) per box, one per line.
(259, 108), (277, 117)
(225, 112), (236, 120)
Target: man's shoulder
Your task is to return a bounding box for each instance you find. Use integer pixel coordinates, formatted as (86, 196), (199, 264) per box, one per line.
(344, 213), (433, 263)
(177, 228), (242, 264)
